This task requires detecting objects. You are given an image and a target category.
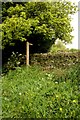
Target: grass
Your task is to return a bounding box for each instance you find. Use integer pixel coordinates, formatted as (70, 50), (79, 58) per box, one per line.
(2, 64), (80, 118)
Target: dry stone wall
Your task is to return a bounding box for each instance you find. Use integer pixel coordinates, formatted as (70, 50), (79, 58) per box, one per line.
(30, 52), (80, 70)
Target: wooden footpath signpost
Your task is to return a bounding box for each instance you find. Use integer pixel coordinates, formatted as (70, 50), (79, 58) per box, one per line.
(26, 41), (33, 66)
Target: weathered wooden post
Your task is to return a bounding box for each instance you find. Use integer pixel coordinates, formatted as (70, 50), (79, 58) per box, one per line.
(26, 41), (33, 66)
(26, 41), (29, 66)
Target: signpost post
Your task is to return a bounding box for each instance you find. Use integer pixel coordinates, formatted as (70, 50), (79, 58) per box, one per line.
(26, 41), (33, 66)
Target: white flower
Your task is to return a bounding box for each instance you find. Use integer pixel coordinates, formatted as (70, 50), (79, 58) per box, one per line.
(12, 51), (15, 54)
(55, 82), (58, 84)
(73, 100), (77, 103)
(18, 54), (22, 56)
(19, 93), (21, 95)
(17, 62), (20, 65)
(60, 108), (62, 111)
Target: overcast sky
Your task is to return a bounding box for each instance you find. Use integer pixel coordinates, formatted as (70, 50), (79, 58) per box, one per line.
(66, 0), (79, 49)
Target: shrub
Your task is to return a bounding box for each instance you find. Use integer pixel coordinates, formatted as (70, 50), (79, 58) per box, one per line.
(2, 65), (80, 118)
(49, 39), (66, 53)
(2, 52), (26, 74)
(69, 48), (79, 52)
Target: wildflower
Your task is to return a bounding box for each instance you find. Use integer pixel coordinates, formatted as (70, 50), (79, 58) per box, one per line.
(18, 54), (22, 56)
(73, 100), (77, 103)
(37, 87), (39, 90)
(19, 93), (21, 95)
(48, 74), (51, 77)
(17, 62), (20, 65)
(55, 82), (58, 84)
(56, 95), (58, 98)
(60, 108), (62, 112)
(12, 51), (15, 55)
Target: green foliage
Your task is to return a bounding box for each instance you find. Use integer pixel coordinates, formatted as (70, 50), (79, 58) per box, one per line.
(2, 52), (25, 74)
(1, 1), (77, 52)
(49, 39), (66, 53)
(2, 65), (80, 118)
(69, 48), (79, 52)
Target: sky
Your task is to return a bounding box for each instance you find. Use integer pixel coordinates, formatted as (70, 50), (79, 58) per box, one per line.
(66, 0), (79, 49)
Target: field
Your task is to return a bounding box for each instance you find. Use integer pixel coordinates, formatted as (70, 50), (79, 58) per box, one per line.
(2, 63), (80, 118)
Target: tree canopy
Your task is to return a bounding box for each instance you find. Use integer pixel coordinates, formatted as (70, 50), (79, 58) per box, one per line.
(1, 1), (77, 53)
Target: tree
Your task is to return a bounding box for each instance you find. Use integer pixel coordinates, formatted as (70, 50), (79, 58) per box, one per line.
(49, 39), (66, 53)
(1, 1), (77, 53)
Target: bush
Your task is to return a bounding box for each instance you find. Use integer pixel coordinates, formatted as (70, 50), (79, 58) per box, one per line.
(2, 52), (26, 74)
(69, 48), (79, 52)
(2, 65), (80, 118)
(49, 39), (66, 53)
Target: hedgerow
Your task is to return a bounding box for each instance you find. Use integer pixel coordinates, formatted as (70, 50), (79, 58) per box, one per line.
(2, 51), (80, 73)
